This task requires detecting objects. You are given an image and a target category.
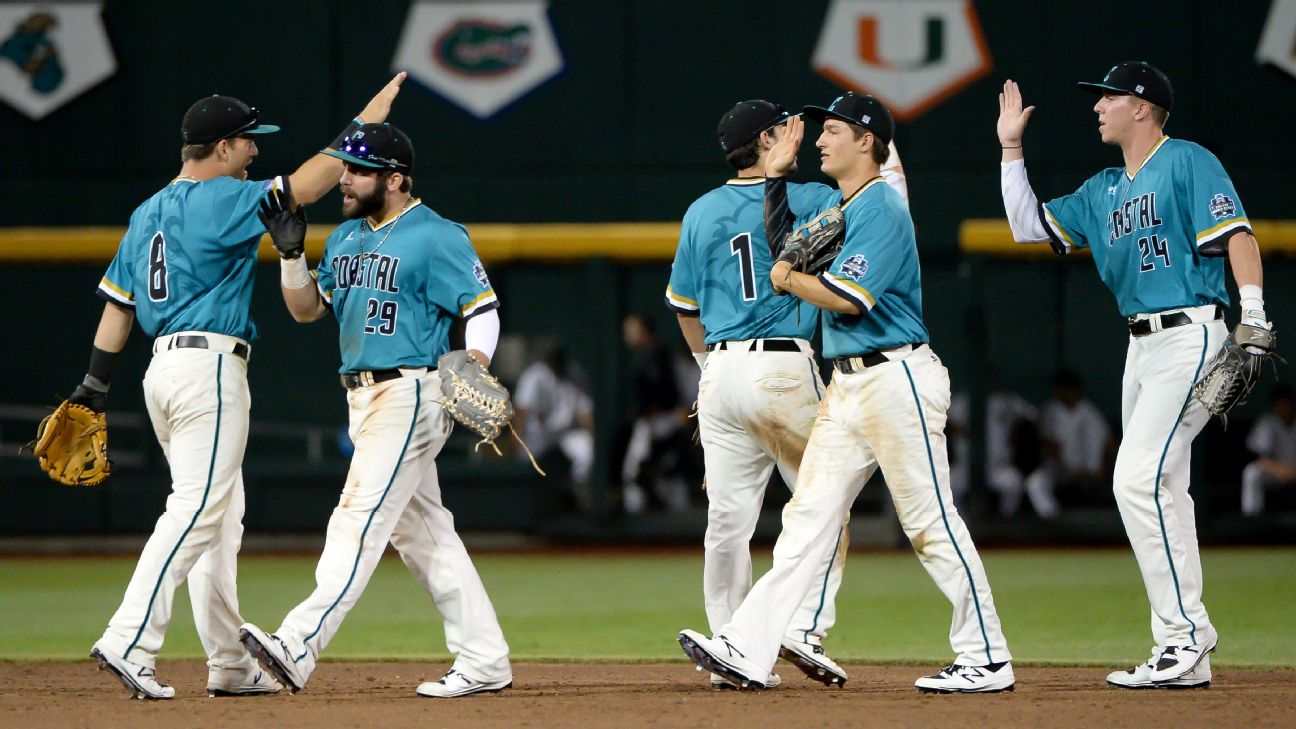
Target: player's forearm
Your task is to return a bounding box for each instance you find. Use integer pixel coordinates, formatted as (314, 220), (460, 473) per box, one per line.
(881, 141), (908, 208)
(676, 314), (706, 353)
(286, 154), (345, 207)
(281, 278), (327, 323)
(1000, 159), (1050, 243)
(93, 301), (134, 353)
(764, 176), (795, 257)
(771, 263), (859, 314)
(1226, 232), (1263, 290)
(464, 308), (500, 365)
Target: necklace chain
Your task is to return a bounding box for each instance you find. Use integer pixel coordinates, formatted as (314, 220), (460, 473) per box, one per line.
(359, 198), (416, 259)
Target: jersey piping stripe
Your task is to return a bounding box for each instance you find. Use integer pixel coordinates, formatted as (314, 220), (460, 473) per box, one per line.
(1126, 136), (1169, 182)
(839, 176), (886, 212)
(1042, 205), (1077, 253)
(902, 360), (995, 663)
(296, 379), (421, 661)
(725, 178), (764, 186)
(665, 285), (699, 311)
(1196, 218), (1251, 248)
(461, 290), (499, 317)
(819, 273), (875, 310)
(124, 354), (223, 660)
(1151, 325), (1211, 644)
(367, 198), (423, 231)
(803, 526), (844, 643)
(98, 277), (135, 305)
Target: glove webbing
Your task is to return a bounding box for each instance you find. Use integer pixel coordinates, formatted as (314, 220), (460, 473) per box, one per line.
(441, 369), (546, 476)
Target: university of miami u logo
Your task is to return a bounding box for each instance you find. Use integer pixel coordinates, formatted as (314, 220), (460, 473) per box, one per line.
(813, 1), (992, 122)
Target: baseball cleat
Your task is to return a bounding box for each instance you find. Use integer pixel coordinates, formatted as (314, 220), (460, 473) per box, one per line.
(678, 629), (766, 690)
(415, 668), (512, 698)
(206, 666), (283, 697)
(711, 672), (781, 690)
(1107, 651), (1211, 690)
(90, 643), (175, 700)
(779, 637), (848, 687)
(914, 662), (1015, 694)
(239, 623), (306, 694)
(1147, 631), (1218, 683)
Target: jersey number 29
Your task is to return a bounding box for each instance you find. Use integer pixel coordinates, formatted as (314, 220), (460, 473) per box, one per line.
(364, 298), (398, 335)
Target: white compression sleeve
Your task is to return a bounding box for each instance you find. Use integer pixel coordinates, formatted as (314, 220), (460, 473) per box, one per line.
(280, 256), (312, 288)
(881, 141), (908, 208)
(1000, 159), (1050, 242)
(464, 308), (500, 362)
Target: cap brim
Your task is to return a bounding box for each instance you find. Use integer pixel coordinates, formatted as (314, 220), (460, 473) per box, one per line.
(1076, 82), (1129, 96)
(802, 105), (861, 126)
(322, 148), (386, 168)
(243, 124), (280, 135)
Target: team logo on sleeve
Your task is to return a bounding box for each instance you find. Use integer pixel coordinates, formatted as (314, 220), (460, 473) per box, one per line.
(839, 254), (868, 281)
(472, 259), (490, 287)
(1207, 193), (1235, 221)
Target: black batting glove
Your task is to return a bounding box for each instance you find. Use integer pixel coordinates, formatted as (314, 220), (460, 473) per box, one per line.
(69, 379), (108, 413)
(258, 197), (307, 260)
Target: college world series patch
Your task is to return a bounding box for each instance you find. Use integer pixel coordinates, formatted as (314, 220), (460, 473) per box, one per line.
(472, 260), (490, 288)
(839, 254), (868, 281)
(1208, 193), (1236, 221)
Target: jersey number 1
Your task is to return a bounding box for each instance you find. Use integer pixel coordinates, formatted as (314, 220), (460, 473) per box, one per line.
(148, 232), (168, 301)
(730, 233), (757, 302)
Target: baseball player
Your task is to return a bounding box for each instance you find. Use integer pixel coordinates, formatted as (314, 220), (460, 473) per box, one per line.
(239, 123), (513, 699)
(997, 62), (1270, 689)
(83, 75), (407, 699)
(680, 93), (1014, 694)
(667, 100), (908, 689)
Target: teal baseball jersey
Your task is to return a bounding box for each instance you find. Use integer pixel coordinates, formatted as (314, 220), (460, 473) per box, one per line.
(1041, 137), (1249, 317)
(98, 175), (275, 340)
(666, 178), (837, 343)
(315, 201), (498, 373)
(817, 177), (929, 359)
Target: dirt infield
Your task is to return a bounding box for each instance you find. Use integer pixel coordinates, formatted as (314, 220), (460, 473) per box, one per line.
(1, 661), (1293, 729)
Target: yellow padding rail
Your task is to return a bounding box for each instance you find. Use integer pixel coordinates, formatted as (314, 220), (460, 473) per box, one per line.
(960, 219), (1296, 257)
(0, 223), (683, 264)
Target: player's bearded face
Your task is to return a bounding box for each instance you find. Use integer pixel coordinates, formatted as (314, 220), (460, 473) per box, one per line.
(340, 170), (386, 220)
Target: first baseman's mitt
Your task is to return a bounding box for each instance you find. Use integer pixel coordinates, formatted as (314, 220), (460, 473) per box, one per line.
(31, 400), (111, 486)
(776, 206), (845, 276)
(1193, 323), (1281, 423)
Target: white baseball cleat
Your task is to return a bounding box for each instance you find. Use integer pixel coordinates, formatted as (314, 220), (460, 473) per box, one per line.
(779, 637), (848, 687)
(1146, 630), (1217, 683)
(415, 668), (512, 698)
(239, 623), (307, 694)
(678, 629), (766, 690)
(711, 672), (781, 690)
(914, 662), (1015, 694)
(90, 643), (175, 700)
(206, 665), (283, 697)
(1107, 651), (1211, 690)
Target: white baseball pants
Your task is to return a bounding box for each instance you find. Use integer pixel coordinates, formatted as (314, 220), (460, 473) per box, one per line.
(720, 346), (1011, 673)
(1115, 314), (1225, 647)
(98, 333), (254, 675)
(696, 339), (847, 645)
(273, 371), (511, 684)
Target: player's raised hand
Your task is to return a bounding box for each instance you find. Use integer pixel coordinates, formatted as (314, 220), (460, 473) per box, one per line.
(997, 80), (1035, 147)
(358, 71), (408, 125)
(766, 114), (804, 177)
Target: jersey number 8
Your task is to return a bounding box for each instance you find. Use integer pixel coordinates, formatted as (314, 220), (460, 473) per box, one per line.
(148, 232), (169, 302)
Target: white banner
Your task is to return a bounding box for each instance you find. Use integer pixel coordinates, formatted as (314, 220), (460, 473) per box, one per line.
(1257, 0), (1296, 79)
(812, 0), (991, 122)
(393, 1), (563, 120)
(0, 3), (115, 120)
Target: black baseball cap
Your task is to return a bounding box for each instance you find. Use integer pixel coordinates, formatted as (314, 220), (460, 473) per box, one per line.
(181, 95), (280, 145)
(717, 100), (790, 153)
(324, 123), (414, 173)
(802, 93), (894, 146)
(1077, 61), (1174, 112)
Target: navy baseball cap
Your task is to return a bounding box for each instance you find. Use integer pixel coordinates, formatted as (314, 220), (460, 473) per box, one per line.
(802, 93), (894, 146)
(181, 95), (280, 145)
(324, 123), (414, 173)
(1077, 61), (1174, 112)
(717, 100), (790, 153)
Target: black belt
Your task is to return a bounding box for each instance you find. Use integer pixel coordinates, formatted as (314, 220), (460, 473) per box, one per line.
(708, 339), (801, 352)
(1127, 306), (1223, 337)
(833, 352), (890, 374)
(340, 369), (404, 390)
(170, 335), (249, 361)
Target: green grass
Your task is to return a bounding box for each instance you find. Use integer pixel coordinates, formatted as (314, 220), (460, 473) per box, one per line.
(1, 548), (1293, 667)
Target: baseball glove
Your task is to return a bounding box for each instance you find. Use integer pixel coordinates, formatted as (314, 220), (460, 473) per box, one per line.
(438, 350), (514, 446)
(776, 206), (845, 276)
(1192, 323), (1281, 422)
(31, 400), (111, 486)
